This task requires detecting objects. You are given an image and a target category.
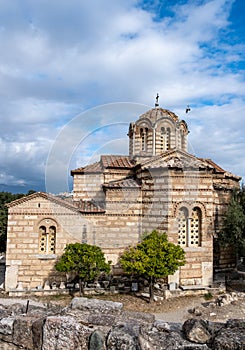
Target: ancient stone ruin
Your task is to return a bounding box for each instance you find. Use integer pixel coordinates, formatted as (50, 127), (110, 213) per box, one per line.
(0, 296), (244, 349)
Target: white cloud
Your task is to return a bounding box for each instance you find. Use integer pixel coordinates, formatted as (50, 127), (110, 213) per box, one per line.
(0, 0), (244, 192)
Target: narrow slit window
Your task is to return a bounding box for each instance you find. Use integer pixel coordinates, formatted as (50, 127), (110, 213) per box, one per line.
(140, 127), (148, 151)
(160, 127), (165, 151)
(166, 127), (171, 150)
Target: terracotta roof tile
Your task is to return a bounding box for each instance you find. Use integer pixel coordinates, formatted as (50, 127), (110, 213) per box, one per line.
(6, 192), (80, 212)
(7, 191), (106, 214)
(71, 155), (135, 175)
(77, 200), (105, 213)
(101, 155), (135, 168)
(71, 161), (103, 175)
(198, 158), (225, 173)
(104, 177), (141, 189)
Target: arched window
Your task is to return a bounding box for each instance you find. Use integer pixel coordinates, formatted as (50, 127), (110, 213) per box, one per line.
(49, 226), (56, 253)
(189, 207), (201, 247)
(177, 207), (201, 247)
(166, 127), (171, 150)
(140, 128), (144, 151)
(140, 127), (148, 151)
(178, 207), (188, 246)
(39, 226), (47, 253)
(160, 127), (165, 151)
(145, 128), (148, 151)
(160, 127), (171, 151)
(38, 221), (56, 254)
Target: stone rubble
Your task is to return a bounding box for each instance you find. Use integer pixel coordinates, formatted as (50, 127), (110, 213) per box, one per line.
(0, 296), (244, 349)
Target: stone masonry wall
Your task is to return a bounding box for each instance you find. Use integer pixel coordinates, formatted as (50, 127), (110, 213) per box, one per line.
(73, 173), (105, 202)
(0, 297), (244, 350)
(137, 167), (237, 286)
(5, 197), (89, 290)
(6, 194), (142, 291)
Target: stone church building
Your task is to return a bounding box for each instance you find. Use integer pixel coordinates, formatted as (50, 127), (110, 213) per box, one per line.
(5, 103), (240, 291)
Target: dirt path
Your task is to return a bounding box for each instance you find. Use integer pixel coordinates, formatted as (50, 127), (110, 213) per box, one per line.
(154, 295), (245, 323)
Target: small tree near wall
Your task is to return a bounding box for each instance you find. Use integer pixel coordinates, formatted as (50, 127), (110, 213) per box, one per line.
(219, 188), (245, 259)
(55, 243), (111, 296)
(119, 230), (185, 302)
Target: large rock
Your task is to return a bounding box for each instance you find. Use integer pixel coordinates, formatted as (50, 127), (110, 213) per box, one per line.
(0, 316), (15, 343)
(182, 318), (212, 344)
(0, 305), (9, 318)
(211, 319), (245, 350)
(120, 310), (155, 326)
(42, 315), (92, 350)
(32, 317), (46, 350)
(0, 317), (15, 335)
(140, 321), (209, 350)
(70, 297), (123, 315)
(0, 297), (244, 349)
(12, 316), (39, 350)
(216, 292), (238, 306)
(89, 329), (106, 350)
(107, 322), (141, 350)
(140, 328), (187, 350)
(8, 303), (26, 315)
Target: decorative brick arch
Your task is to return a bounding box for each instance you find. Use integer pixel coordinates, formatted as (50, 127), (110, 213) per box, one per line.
(191, 201), (207, 217)
(173, 201), (206, 218)
(37, 218), (58, 254)
(173, 201), (192, 217)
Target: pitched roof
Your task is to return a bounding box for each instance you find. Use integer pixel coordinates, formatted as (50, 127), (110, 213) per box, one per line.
(140, 149), (203, 169)
(71, 161), (103, 175)
(104, 177), (141, 189)
(71, 155), (135, 175)
(139, 149), (236, 175)
(101, 155), (135, 168)
(76, 200), (105, 213)
(198, 158), (241, 180)
(7, 191), (106, 214)
(6, 192), (80, 212)
(198, 158), (225, 173)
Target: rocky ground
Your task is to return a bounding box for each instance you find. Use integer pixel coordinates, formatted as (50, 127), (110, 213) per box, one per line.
(1, 285), (244, 324)
(0, 278), (244, 324)
(0, 283), (244, 349)
(92, 291), (245, 323)
(0, 292), (244, 350)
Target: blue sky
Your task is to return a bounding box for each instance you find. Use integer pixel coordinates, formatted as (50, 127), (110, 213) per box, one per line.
(0, 0), (244, 194)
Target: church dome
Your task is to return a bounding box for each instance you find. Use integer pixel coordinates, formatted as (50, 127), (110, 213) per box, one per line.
(128, 104), (189, 159)
(138, 107), (179, 125)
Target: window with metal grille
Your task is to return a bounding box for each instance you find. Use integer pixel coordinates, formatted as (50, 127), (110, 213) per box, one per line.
(189, 207), (201, 247)
(178, 207), (188, 246)
(38, 221), (56, 254)
(177, 207), (201, 247)
(160, 127), (171, 151)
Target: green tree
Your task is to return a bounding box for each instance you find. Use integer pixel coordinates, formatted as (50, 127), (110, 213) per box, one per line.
(55, 242), (111, 295)
(219, 187), (245, 258)
(119, 230), (185, 302)
(0, 191), (27, 252)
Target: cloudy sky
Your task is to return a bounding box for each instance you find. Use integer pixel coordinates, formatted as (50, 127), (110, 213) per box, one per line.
(0, 0), (244, 194)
